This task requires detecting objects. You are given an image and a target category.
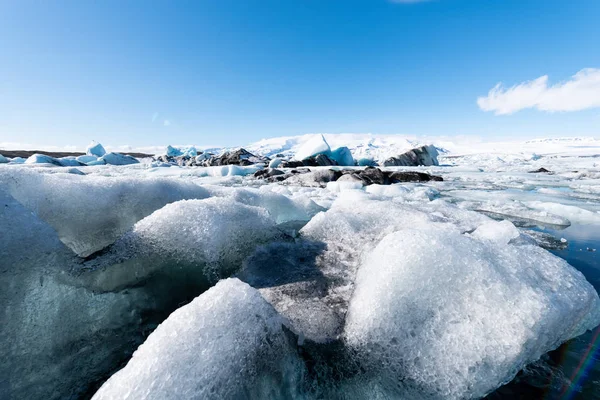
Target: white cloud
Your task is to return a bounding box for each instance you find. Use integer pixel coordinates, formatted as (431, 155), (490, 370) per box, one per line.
(477, 68), (600, 115)
(163, 120), (171, 126)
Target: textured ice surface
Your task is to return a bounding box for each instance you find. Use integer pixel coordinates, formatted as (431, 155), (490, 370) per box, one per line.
(86, 141), (107, 157)
(84, 198), (284, 292)
(1, 169), (211, 256)
(93, 279), (304, 400)
(0, 153), (8, 163)
(0, 188), (151, 400)
(344, 228), (600, 399)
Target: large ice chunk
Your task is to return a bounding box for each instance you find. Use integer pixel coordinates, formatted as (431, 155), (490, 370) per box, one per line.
(344, 228), (600, 399)
(92, 278), (304, 400)
(84, 198), (284, 292)
(0, 188), (150, 400)
(0, 153), (8, 163)
(1, 169), (212, 256)
(86, 140), (107, 157)
(294, 134), (331, 161)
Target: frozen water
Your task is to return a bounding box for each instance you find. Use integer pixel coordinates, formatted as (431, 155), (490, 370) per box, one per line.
(86, 141), (107, 157)
(2, 135), (600, 399)
(0, 153), (8, 163)
(344, 228), (600, 399)
(92, 278), (305, 400)
(0, 188), (152, 400)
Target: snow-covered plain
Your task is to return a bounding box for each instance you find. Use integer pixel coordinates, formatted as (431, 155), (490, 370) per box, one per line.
(1, 135), (600, 400)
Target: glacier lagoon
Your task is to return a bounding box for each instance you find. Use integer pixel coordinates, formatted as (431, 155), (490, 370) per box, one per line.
(1, 136), (600, 399)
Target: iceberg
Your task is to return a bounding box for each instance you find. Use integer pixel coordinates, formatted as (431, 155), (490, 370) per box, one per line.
(86, 140), (107, 157)
(0, 153), (8, 163)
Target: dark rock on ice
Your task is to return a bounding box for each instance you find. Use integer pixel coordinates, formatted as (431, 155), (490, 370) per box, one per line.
(382, 145), (439, 167)
(207, 148), (269, 166)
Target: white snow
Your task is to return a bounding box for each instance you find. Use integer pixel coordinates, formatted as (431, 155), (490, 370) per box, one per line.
(92, 278), (304, 400)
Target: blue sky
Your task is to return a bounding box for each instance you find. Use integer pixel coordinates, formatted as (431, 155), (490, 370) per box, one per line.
(1, 0), (599, 149)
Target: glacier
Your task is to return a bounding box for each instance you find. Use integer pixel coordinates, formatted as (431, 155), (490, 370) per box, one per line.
(1, 134), (600, 400)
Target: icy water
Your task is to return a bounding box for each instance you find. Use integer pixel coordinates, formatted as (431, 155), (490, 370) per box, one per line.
(490, 223), (600, 400)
